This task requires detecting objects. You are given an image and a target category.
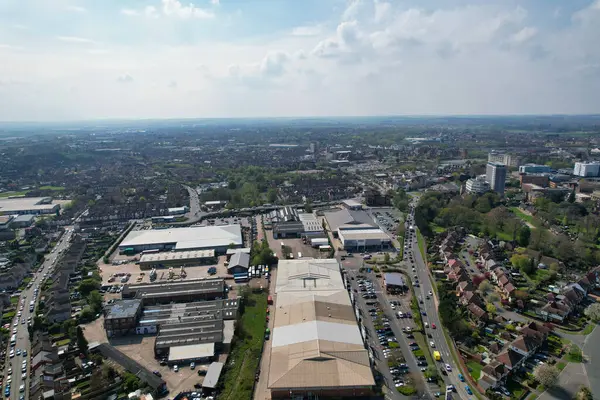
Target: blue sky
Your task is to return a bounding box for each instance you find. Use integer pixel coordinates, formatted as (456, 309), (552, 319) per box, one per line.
(0, 0), (599, 121)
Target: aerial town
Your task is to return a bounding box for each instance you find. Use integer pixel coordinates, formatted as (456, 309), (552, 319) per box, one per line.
(1, 115), (600, 400)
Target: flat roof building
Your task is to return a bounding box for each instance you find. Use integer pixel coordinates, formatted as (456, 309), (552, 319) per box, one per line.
(138, 250), (216, 270)
(342, 199), (362, 210)
(119, 225), (243, 254)
(269, 259), (374, 398)
(0, 197), (60, 215)
(202, 362), (224, 390)
(104, 299), (143, 337)
(384, 273), (407, 294)
(122, 278), (225, 305)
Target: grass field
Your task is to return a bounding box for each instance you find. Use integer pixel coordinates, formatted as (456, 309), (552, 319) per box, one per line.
(39, 185), (65, 191)
(0, 191), (28, 198)
(510, 207), (534, 224)
(417, 231), (426, 260)
(467, 360), (483, 380)
(220, 291), (267, 400)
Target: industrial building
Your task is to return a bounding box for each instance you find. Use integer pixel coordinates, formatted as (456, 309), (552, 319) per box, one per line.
(227, 251), (250, 275)
(104, 299), (144, 337)
(138, 250), (217, 270)
(167, 206), (188, 215)
(341, 199), (362, 210)
(121, 278), (225, 305)
(384, 273), (407, 294)
(268, 258), (374, 398)
(0, 197), (60, 215)
(486, 162), (507, 195)
(270, 207), (325, 239)
(118, 224), (243, 254)
(324, 208), (391, 251)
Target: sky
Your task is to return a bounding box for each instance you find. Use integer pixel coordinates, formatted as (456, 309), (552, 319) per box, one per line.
(1, 0), (600, 121)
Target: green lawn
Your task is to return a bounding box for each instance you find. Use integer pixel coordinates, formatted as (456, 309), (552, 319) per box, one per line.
(56, 338), (71, 346)
(467, 360), (483, 380)
(220, 291), (267, 400)
(417, 231), (427, 260)
(0, 191), (28, 198)
(557, 362), (566, 371)
(510, 207), (534, 224)
(39, 185), (65, 191)
(496, 231), (513, 241)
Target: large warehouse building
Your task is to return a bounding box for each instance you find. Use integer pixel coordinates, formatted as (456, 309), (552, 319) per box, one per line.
(268, 258), (374, 398)
(324, 208), (392, 251)
(118, 224), (243, 254)
(0, 197), (60, 215)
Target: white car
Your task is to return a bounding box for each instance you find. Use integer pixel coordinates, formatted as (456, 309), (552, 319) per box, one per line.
(173, 365), (179, 372)
(430, 341), (436, 348)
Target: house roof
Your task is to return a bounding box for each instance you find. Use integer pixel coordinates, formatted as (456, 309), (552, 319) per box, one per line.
(467, 303), (488, 319)
(496, 349), (523, 369)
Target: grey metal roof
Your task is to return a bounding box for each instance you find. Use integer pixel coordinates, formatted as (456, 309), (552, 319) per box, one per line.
(384, 273), (406, 287)
(324, 209), (376, 232)
(228, 251), (250, 270)
(202, 362), (224, 389)
(105, 299), (142, 320)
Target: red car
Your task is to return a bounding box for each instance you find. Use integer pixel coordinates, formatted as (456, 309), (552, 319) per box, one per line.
(431, 323), (436, 329)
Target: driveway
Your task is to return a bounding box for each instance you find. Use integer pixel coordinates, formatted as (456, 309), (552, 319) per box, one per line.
(538, 363), (589, 400)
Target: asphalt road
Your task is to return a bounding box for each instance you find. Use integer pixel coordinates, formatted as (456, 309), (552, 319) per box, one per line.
(2, 228), (74, 400)
(405, 211), (472, 399)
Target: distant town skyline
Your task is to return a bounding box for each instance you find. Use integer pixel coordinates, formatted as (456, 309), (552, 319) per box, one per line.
(1, 0), (600, 121)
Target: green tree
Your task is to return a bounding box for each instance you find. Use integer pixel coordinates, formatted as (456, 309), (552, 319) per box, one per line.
(78, 279), (101, 297)
(511, 254), (533, 273)
(384, 253), (391, 264)
(517, 225), (531, 247)
(584, 303), (600, 322)
(478, 280), (493, 295)
(87, 291), (103, 314)
(485, 303), (497, 315)
(576, 387), (593, 400)
(567, 189), (576, 203)
(77, 326), (89, 355)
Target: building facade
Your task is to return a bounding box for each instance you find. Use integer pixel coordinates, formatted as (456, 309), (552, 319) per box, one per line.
(486, 162), (507, 195)
(465, 176), (490, 194)
(519, 164), (552, 174)
(574, 162), (600, 177)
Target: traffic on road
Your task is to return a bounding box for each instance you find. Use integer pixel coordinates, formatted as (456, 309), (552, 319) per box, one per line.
(2, 228), (74, 400)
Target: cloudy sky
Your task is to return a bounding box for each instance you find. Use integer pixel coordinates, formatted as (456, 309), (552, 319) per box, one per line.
(1, 0), (600, 121)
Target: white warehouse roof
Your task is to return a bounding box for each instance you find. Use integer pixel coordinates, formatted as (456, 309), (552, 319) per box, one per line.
(120, 225), (243, 250)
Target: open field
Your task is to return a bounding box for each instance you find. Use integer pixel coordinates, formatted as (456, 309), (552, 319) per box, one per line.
(220, 291), (268, 400)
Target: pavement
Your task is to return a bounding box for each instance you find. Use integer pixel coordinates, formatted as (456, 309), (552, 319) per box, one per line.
(2, 228), (74, 400)
(405, 210), (472, 399)
(538, 363), (589, 400)
(582, 325), (600, 396)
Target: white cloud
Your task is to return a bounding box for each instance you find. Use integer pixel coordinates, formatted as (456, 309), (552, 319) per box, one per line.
(168, 80), (178, 88)
(161, 0), (215, 19)
(211, 0), (220, 5)
(1, 0), (600, 120)
(373, 0), (391, 23)
(56, 36), (97, 44)
(511, 27), (537, 43)
(122, 0), (213, 20)
(66, 5), (87, 13)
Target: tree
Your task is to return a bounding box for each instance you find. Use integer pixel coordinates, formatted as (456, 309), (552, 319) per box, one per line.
(517, 225), (531, 247)
(584, 303), (600, 322)
(568, 189), (576, 203)
(576, 387), (593, 400)
(78, 279), (101, 297)
(87, 291), (103, 314)
(479, 280), (493, 295)
(384, 253), (390, 264)
(533, 364), (559, 388)
(76, 326), (89, 355)
(485, 303), (497, 315)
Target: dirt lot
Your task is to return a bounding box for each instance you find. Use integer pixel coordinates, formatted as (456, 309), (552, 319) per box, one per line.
(266, 232), (327, 261)
(82, 316), (209, 394)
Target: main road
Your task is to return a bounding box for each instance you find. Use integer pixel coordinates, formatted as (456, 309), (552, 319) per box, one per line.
(2, 228), (74, 400)
(405, 207), (471, 399)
